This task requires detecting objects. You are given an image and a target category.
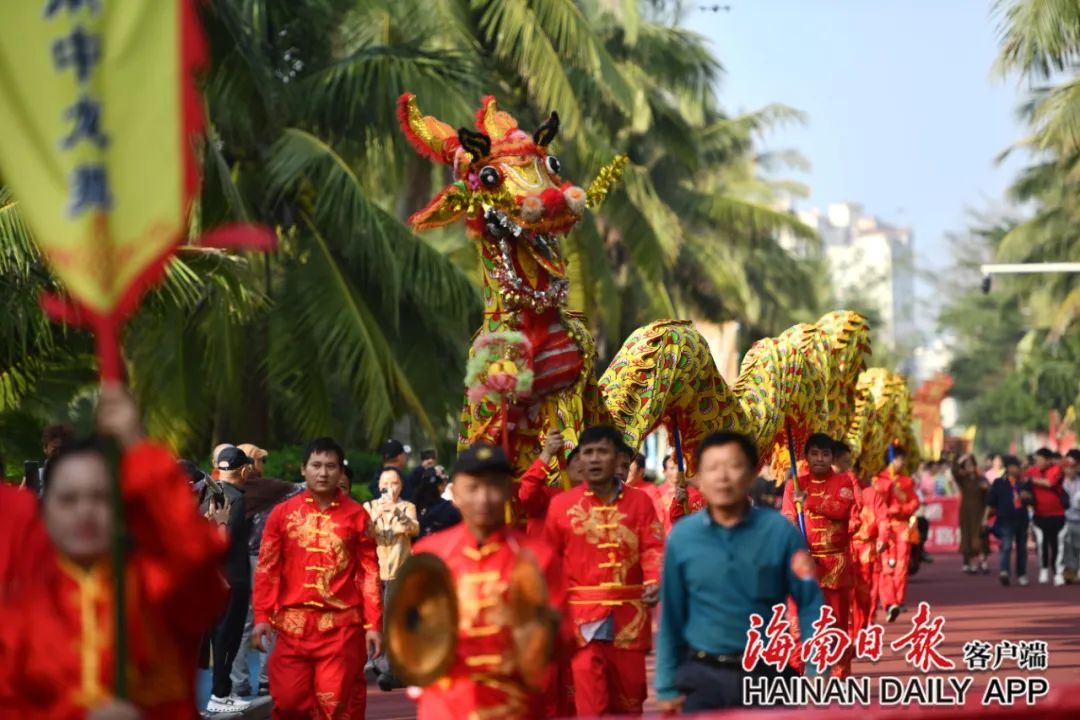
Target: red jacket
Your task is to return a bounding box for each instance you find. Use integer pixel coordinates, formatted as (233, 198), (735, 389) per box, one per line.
(413, 524), (563, 719)
(253, 489), (382, 636)
(851, 483), (890, 565)
(0, 484), (51, 604)
(668, 485), (707, 527)
(518, 458), (563, 538)
(1025, 465), (1065, 517)
(782, 471), (856, 589)
(873, 471), (919, 529)
(0, 443), (227, 720)
(544, 484), (663, 651)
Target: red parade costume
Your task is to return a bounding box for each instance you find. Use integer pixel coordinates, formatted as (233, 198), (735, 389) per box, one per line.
(782, 471), (856, 677)
(253, 490), (382, 720)
(0, 443), (227, 720)
(517, 457), (563, 538)
(874, 471), (919, 611)
(544, 484), (663, 716)
(412, 524), (564, 720)
(668, 485), (707, 528)
(0, 484), (51, 604)
(850, 481), (889, 633)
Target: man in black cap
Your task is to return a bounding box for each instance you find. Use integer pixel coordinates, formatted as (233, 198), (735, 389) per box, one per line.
(369, 438), (407, 497)
(410, 442), (563, 719)
(202, 445), (256, 713)
(404, 448), (438, 502)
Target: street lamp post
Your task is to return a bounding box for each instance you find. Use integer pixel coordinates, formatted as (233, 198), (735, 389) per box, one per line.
(979, 262), (1080, 294)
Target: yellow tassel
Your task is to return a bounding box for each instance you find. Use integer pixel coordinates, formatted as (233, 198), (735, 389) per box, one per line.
(585, 155), (630, 209)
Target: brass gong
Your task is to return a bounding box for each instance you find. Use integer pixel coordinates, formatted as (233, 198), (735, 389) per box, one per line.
(385, 552), (459, 687)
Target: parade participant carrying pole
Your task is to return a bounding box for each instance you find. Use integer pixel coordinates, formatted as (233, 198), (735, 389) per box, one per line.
(672, 422), (690, 514)
(0, 1), (274, 696)
(787, 425), (808, 541)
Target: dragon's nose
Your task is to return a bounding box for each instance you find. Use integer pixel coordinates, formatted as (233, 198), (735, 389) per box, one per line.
(521, 187), (583, 223)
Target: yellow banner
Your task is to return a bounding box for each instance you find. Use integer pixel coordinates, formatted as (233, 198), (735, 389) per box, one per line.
(0, 0), (189, 318)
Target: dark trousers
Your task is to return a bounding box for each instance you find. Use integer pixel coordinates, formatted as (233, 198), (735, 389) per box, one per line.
(996, 522), (1029, 578)
(675, 658), (788, 712)
(1033, 515), (1066, 572)
(211, 583), (251, 698)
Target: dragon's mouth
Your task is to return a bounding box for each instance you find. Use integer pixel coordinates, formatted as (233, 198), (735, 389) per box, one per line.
(484, 208), (570, 310)
(484, 209), (566, 266)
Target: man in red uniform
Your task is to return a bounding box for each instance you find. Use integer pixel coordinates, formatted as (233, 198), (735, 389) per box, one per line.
(624, 452), (653, 496)
(518, 431), (567, 537)
(545, 425), (664, 716)
(874, 446), (919, 623)
(252, 437), (383, 719)
(411, 442), (564, 719)
(668, 482), (706, 528)
(835, 442), (889, 633)
(0, 383), (228, 720)
(782, 433), (856, 677)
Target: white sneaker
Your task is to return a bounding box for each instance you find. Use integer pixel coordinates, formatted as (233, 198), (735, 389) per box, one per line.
(1018, 575), (1030, 586)
(1054, 574), (1066, 587)
(207, 695), (252, 713)
(1039, 568), (1050, 584)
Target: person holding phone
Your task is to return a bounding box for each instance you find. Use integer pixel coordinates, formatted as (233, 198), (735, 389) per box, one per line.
(362, 467), (419, 690)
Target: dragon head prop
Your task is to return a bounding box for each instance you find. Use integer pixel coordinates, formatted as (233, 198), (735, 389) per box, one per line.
(397, 93), (625, 313)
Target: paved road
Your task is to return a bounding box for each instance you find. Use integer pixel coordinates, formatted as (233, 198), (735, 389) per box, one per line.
(363, 547), (1080, 717)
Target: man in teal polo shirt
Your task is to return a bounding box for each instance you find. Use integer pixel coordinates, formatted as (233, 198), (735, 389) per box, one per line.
(655, 431), (824, 712)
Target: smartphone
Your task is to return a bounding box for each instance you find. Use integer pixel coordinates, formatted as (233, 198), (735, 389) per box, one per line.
(24, 461), (40, 494)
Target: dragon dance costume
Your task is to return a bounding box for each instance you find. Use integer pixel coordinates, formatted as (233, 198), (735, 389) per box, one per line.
(393, 90), (921, 708)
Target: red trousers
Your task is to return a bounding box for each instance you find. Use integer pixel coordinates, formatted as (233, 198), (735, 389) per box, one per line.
(570, 642), (646, 716)
(850, 559), (877, 634)
(878, 528), (911, 609)
(269, 624), (366, 719)
(821, 587), (852, 678)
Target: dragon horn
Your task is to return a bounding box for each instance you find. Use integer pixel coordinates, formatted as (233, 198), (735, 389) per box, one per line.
(533, 111), (560, 147)
(397, 93), (458, 165)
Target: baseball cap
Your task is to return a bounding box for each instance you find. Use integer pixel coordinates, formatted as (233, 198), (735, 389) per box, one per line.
(379, 439), (405, 459)
(451, 442), (513, 478)
(217, 446), (254, 472)
(236, 443), (268, 461)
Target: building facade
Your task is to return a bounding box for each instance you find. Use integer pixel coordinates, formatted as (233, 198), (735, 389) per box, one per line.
(783, 201), (916, 353)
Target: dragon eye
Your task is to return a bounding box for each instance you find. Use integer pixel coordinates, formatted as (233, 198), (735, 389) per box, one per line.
(545, 155), (561, 176)
(479, 166), (501, 188)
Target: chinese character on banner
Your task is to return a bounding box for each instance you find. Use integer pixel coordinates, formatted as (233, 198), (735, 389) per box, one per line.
(1017, 641), (1049, 672)
(962, 640), (994, 671)
(993, 639), (1018, 671)
(51, 26), (100, 83)
(67, 164), (112, 216)
(44, 0), (102, 18)
(889, 601), (956, 672)
(855, 623), (885, 662)
(743, 604), (800, 672)
(802, 605), (853, 674)
(61, 94), (109, 149)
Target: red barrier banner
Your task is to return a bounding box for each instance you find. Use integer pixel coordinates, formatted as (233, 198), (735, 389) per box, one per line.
(921, 496), (960, 553)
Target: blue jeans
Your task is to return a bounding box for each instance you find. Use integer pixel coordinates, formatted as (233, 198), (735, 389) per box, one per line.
(996, 522), (1028, 578)
(231, 555), (270, 694)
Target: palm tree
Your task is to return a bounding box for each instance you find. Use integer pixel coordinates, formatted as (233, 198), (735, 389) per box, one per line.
(0, 0), (822, 460)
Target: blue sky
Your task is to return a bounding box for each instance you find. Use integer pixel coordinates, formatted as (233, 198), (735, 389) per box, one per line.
(684, 0), (1030, 319)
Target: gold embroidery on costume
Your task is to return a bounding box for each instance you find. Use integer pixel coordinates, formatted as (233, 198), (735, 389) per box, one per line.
(284, 508), (350, 608)
(613, 600), (647, 649)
